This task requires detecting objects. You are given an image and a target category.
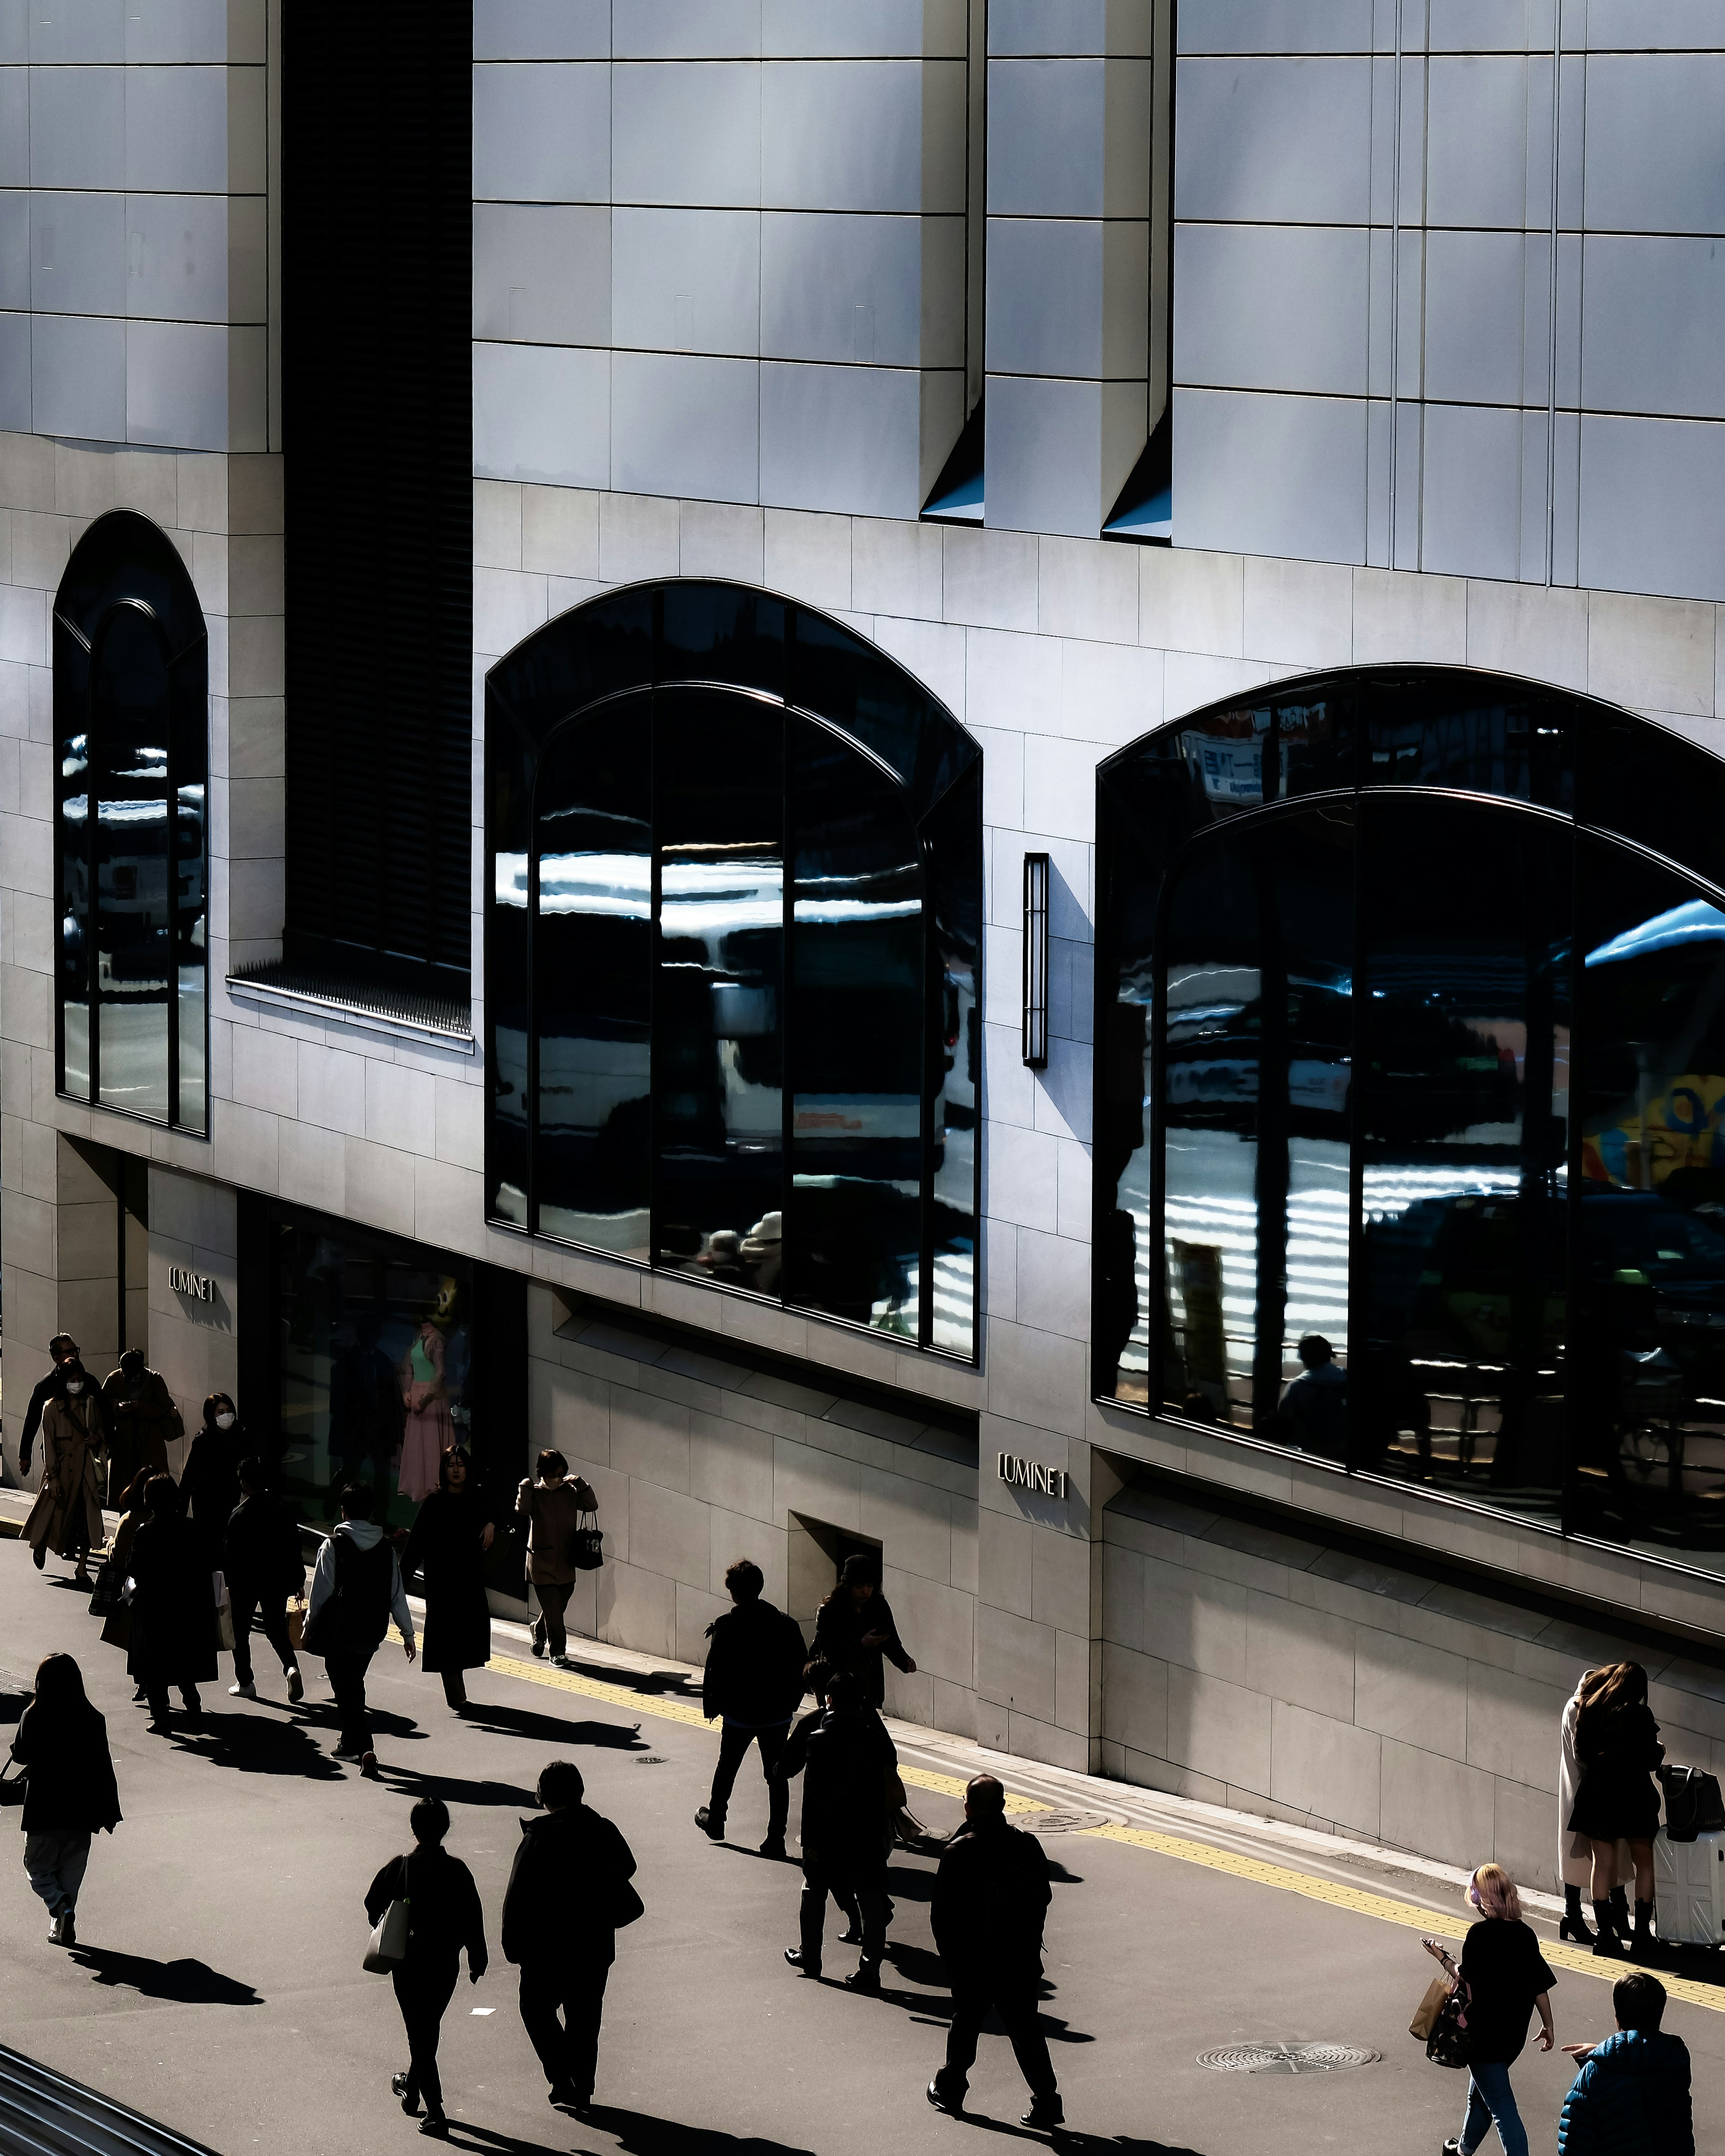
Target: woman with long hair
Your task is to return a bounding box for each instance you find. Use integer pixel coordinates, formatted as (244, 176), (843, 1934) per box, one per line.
(400, 1448), (496, 1715)
(1567, 1661), (1664, 1959)
(1422, 1864), (1555, 2156)
(10, 1653), (121, 1946)
(1557, 1667), (1632, 1947)
(810, 1553), (916, 1709)
(179, 1392), (247, 1565)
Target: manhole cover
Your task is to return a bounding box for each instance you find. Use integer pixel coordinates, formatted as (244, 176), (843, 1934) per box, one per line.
(1018, 1807), (1110, 1834)
(1197, 2043), (1379, 2075)
(633, 1755), (667, 1766)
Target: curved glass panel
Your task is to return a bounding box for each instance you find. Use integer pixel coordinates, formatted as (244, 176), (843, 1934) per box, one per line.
(926, 762), (980, 1358)
(1365, 673), (1573, 808)
(93, 608), (172, 1122)
(488, 714), (532, 1227)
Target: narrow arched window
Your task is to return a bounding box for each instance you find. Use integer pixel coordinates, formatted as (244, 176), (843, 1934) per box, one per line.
(487, 582), (981, 1361)
(54, 512), (208, 1133)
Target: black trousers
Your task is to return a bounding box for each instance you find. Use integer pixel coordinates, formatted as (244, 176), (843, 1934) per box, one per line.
(708, 1721), (790, 1841)
(394, 1955), (460, 2112)
(940, 1980), (1057, 2102)
(325, 1648), (376, 1752)
(517, 1958), (610, 2099)
(230, 1583), (296, 1688)
(144, 1681), (199, 1721)
(799, 1860), (885, 1971)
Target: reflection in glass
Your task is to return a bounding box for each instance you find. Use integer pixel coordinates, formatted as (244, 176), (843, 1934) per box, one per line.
(1356, 800), (1570, 1513)
(1158, 807), (1354, 1445)
(1573, 839), (1725, 1565)
(655, 694), (784, 1290)
(92, 608), (172, 1122)
(1096, 799), (1156, 1403)
(1366, 679), (1573, 808)
(788, 722), (923, 1332)
(535, 703), (651, 1255)
(489, 709), (531, 1227)
(926, 765), (980, 1356)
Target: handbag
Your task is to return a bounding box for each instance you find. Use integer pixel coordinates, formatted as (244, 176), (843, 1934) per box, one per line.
(1660, 1763), (1725, 1841)
(213, 1570), (236, 1653)
(87, 1558), (124, 1619)
(0, 1757), (26, 1810)
(1426, 1975), (1472, 2069)
(1409, 1976), (1450, 2041)
(286, 1596), (307, 1651)
(363, 1859), (412, 1974)
(570, 1511), (604, 1573)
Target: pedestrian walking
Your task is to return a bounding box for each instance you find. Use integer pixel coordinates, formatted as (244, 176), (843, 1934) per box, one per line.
(401, 1447), (495, 1715)
(516, 1450), (597, 1666)
(180, 1392), (245, 1565)
(501, 1759), (639, 2118)
(303, 1483), (416, 1776)
(1559, 1971), (1694, 2155)
(777, 1667), (896, 1990)
(695, 1558), (808, 1858)
(126, 1475), (218, 1731)
(811, 1553), (916, 1708)
(23, 1360), (105, 1584)
(18, 1335), (89, 1480)
(367, 1796), (487, 2139)
(9, 1653), (120, 1947)
(223, 1457), (306, 1703)
(1566, 1663), (1664, 1959)
(1559, 1669), (1632, 1948)
(97, 1474), (148, 1697)
(1422, 1864), (1556, 2156)
(98, 1350), (182, 1505)
(925, 1776), (1062, 2130)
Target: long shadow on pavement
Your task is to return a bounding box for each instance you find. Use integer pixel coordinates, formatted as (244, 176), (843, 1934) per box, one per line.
(68, 1944), (261, 2006)
(460, 1701), (651, 1751)
(170, 1712), (342, 1780)
(367, 1759), (542, 1809)
(445, 2114), (818, 2156)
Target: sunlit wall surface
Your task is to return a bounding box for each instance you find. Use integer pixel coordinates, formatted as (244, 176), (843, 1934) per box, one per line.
(1096, 668), (1725, 1573)
(53, 512), (208, 1135)
(487, 582), (980, 1361)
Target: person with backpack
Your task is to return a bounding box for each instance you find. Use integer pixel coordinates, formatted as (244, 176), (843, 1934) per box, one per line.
(366, 1796), (487, 2140)
(695, 1557), (809, 1858)
(777, 1667), (897, 1990)
(9, 1654), (121, 1947)
(1559, 1970), (1694, 2156)
(501, 1759), (639, 2119)
(303, 1482), (416, 1776)
(222, 1457), (306, 1703)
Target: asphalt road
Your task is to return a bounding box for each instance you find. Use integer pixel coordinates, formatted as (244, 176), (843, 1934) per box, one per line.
(0, 1539), (1719, 2156)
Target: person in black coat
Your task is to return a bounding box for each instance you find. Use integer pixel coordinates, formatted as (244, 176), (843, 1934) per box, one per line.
(777, 1668), (897, 1989)
(179, 1393), (246, 1566)
(366, 1797), (487, 2139)
(10, 1653), (121, 1948)
(126, 1476), (217, 1732)
(18, 1334), (97, 1476)
(1567, 1662), (1665, 1959)
(927, 1776), (1062, 2129)
(400, 1447), (495, 1714)
(695, 1557), (808, 1857)
(501, 1759), (638, 2117)
(810, 1553), (916, 1709)
(222, 1457), (306, 1704)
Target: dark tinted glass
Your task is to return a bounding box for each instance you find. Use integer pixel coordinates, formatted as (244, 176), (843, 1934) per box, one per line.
(790, 610), (974, 817)
(660, 583), (785, 697)
(1159, 805), (1354, 1442)
(1572, 835), (1725, 1574)
(1355, 799), (1570, 1516)
(487, 729), (532, 1227)
(924, 762), (981, 1356)
(1582, 710), (1725, 901)
(492, 589), (655, 750)
(57, 623), (92, 1103)
(534, 698), (652, 1256)
(1366, 675), (1573, 808)
(172, 642), (208, 1132)
(654, 691), (784, 1291)
(787, 720), (923, 1332)
(91, 606), (173, 1122)
(1095, 796), (1156, 1404)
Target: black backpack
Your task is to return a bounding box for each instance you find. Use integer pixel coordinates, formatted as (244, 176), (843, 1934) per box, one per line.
(1659, 1763), (1725, 1841)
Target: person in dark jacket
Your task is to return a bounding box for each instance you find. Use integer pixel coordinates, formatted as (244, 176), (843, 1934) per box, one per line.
(1559, 1971), (1693, 2156)
(1567, 1662), (1665, 1959)
(810, 1554), (916, 1708)
(179, 1393), (246, 1566)
(695, 1557), (808, 1857)
(777, 1668), (897, 1990)
(127, 1476), (218, 1731)
(303, 1483), (416, 1775)
(517, 1450), (598, 1666)
(926, 1776), (1062, 2128)
(18, 1335), (89, 1477)
(367, 1797), (487, 2139)
(400, 1447), (495, 1714)
(222, 1458), (306, 1703)
(98, 1351), (183, 1505)
(9, 1653), (120, 1947)
(501, 1759), (638, 2117)
(1423, 1864), (1556, 2156)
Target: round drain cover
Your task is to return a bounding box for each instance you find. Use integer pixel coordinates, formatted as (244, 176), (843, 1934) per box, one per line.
(1016, 1807), (1110, 1834)
(1197, 2042), (1379, 2075)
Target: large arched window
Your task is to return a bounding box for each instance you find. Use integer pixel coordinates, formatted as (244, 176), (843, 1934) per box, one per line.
(487, 582), (981, 1360)
(54, 511), (208, 1132)
(1097, 667), (1725, 1576)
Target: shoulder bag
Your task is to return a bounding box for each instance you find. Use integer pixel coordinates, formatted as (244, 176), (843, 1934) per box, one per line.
(363, 1858), (412, 1974)
(1426, 1973), (1471, 2069)
(0, 1756), (27, 1809)
(570, 1510), (604, 1573)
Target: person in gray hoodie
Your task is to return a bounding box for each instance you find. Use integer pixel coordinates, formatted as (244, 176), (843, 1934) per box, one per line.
(303, 1483), (416, 1777)
(1558, 1971), (1693, 2156)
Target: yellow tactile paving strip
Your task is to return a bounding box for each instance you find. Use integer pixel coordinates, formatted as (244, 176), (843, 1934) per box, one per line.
(484, 1646), (1725, 2015)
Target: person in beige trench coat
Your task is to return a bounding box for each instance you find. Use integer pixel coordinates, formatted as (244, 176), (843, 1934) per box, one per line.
(24, 1368), (105, 1584)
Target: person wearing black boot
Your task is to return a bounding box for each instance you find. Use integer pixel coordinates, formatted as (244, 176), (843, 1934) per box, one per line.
(695, 1559), (809, 1858)
(926, 1776), (1062, 2132)
(776, 1669), (895, 1989)
(367, 1797), (487, 2139)
(1558, 1670), (1633, 1948)
(1566, 1663), (1664, 1960)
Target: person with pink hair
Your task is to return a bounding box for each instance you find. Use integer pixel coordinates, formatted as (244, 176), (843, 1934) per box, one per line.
(1422, 1864), (1556, 2156)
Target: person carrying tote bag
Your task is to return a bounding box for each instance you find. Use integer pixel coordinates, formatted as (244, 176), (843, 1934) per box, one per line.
(364, 1797), (487, 2140)
(1421, 1864), (1555, 2156)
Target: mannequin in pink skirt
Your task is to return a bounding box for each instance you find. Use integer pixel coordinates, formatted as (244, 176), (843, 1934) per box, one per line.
(398, 1321), (455, 1502)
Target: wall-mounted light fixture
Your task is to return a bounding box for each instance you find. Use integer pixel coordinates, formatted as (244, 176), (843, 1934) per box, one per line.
(1022, 850), (1050, 1069)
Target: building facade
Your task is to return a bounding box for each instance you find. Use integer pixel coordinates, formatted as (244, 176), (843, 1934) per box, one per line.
(4, 1), (1725, 1888)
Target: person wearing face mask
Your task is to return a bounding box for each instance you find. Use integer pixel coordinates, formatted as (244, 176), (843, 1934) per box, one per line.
(179, 1394), (246, 1569)
(23, 1362), (105, 1585)
(18, 1336), (94, 1481)
(98, 1350), (183, 1506)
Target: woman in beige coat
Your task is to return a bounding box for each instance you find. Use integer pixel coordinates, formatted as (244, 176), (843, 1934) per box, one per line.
(516, 1449), (597, 1666)
(25, 1364), (105, 1585)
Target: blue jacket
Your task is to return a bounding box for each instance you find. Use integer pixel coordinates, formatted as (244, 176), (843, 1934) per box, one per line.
(1557, 2029), (1692, 2156)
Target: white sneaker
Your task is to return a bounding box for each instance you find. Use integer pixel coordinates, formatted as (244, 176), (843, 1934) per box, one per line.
(551, 1654), (575, 1670)
(228, 1682), (257, 1698)
(286, 1667), (305, 1704)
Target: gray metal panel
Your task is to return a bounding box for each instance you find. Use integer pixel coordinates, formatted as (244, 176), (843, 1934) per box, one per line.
(612, 349), (760, 501)
(0, 189), (24, 311)
(124, 65), (234, 193)
(1420, 229), (1526, 407)
(1517, 405), (1550, 583)
(613, 0), (762, 58)
(987, 216), (1107, 378)
(29, 189), (126, 316)
(472, 201), (613, 345)
(125, 317), (229, 449)
(0, 10), (19, 62)
(0, 310), (27, 430)
(125, 193), (234, 323)
(987, 56), (1106, 217)
(473, 339), (611, 486)
(1173, 384), (1368, 563)
(30, 0), (124, 62)
(1584, 1), (1725, 51)
(473, 62), (611, 203)
(761, 210), (960, 367)
(30, 310), (125, 439)
(1419, 401), (1522, 582)
(30, 66), (124, 190)
(612, 206), (759, 355)
(761, 59), (964, 214)
(763, 0), (969, 57)
(1578, 411), (1725, 603)
(986, 371), (1110, 535)
(760, 357), (938, 515)
(1173, 221), (1369, 396)
(1174, 0), (1374, 52)
(1582, 54), (1725, 235)
(613, 62), (762, 208)
(0, 72), (25, 188)
(1424, 55), (1528, 230)
(1175, 57), (1371, 224)
(473, 0), (610, 60)
(989, 0), (1154, 56)
(1428, 0), (1544, 51)
(124, 0), (248, 63)
(1581, 234), (1725, 421)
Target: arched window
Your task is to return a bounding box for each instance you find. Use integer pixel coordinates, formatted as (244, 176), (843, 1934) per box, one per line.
(487, 582), (981, 1361)
(54, 511), (208, 1132)
(1096, 667), (1725, 1574)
